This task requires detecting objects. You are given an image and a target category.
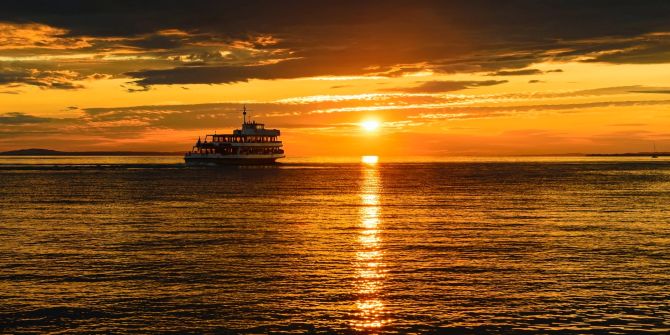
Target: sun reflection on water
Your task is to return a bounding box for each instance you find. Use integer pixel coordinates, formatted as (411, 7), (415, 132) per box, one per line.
(351, 161), (390, 331)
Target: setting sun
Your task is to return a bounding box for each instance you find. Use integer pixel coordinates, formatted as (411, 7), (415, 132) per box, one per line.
(361, 155), (379, 164)
(360, 120), (380, 132)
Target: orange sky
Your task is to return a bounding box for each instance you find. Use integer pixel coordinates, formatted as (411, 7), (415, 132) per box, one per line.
(1, 3), (670, 155)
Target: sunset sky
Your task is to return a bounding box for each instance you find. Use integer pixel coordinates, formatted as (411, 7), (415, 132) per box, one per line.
(2, 1), (670, 155)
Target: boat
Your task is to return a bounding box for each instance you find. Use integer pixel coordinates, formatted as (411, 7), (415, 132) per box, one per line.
(652, 143), (658, 158)
(184, 106), (285, 165)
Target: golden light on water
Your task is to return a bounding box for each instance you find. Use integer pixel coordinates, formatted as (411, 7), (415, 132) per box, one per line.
(351, 162), (390, 330)
(361, 155), (379, 164)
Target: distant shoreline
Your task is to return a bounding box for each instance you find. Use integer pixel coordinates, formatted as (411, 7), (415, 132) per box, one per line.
(0, 148), (667, 157)
(0, 149), (183, 156)
(586, 153), (669, 157)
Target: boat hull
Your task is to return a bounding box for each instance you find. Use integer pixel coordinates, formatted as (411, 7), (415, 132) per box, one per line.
(184, 154), (284, 166)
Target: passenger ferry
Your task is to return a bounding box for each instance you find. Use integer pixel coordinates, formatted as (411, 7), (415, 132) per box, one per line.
(184, 106), (285, 165)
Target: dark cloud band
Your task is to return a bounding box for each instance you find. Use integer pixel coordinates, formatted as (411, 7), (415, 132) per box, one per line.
(3, 1), (670, 87)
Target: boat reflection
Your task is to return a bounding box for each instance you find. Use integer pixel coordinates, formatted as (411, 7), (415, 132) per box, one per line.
(351, 158), (390, 331)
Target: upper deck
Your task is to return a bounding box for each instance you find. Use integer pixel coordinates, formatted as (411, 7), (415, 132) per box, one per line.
(204, 121), (281, 144)
(204, 134), (281, 145)
(235, 121), (280, 137)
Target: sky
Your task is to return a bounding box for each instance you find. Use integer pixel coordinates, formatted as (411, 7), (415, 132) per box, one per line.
(1, 1), (670, 156)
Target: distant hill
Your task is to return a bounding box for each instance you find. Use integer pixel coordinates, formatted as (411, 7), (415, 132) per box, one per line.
(587, 152), (670, 157)
(0, 148), (183, 156)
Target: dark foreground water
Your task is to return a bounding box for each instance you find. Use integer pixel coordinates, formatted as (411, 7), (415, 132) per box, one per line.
(1, 157), (669, 334)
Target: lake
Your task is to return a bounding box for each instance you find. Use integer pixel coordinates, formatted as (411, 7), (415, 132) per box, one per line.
(1, 156), (668, 334)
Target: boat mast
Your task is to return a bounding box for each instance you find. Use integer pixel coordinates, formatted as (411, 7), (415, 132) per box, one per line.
(652, 142), (659, 158)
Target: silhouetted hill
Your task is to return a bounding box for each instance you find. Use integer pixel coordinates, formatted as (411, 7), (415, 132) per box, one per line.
(0, 148), (183, 156)
(587, 152), (670, 157)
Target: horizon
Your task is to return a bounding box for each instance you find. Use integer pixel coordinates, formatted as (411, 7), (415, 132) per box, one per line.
(2, 1), (670, 155)
(2, 147), (669, 159)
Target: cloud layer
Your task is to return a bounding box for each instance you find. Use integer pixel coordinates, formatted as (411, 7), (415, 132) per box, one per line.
(2, 84), (669, 153)
(2, 1), (670, 89)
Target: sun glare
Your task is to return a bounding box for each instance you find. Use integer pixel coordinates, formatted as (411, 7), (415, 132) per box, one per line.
(360, 120), (380, 132)
(362, 155), (379, 164)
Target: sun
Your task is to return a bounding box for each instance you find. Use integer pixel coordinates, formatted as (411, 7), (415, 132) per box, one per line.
(361, 155), (379, 164)
(360, 120), (380, 132)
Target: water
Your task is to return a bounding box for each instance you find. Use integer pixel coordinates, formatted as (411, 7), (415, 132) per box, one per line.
(1, 157), (669, 334)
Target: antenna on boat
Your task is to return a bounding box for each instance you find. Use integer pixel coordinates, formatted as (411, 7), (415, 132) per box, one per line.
(242, 104), (253, 124)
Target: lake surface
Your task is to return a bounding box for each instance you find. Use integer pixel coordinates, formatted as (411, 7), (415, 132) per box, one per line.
(1, 157), (669, 334)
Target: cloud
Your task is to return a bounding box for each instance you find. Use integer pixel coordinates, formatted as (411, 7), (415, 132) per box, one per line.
(124, 34), (185, 50)
(0, 112), (54, 124)
(3, 83), (668, 142)
(2, 88), (670, 152)
(125, 56), (378, 86)
(1, 2), (670, 87)
(408, 99), (670, 120)
(383, 80), (508, 93)
(488, 69), (543, 76)
(609, 123), (647, 127)
(0, 67), (85, 89)
(0, 22), (90, 50)
(578, 34), (670, 64)
(535, 85), (670, 98)
(631, 89), (670, 94)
